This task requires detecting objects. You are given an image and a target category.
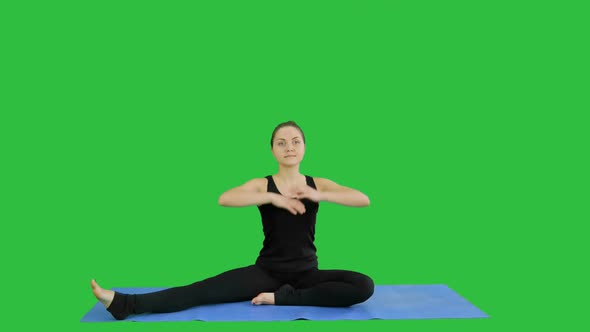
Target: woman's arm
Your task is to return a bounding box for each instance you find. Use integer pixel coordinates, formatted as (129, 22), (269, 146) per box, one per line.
(296, 178), (370, 207)
(218, 178), (275, 207)
(317, 178), (370, 207)
(218, 178), (307, 214)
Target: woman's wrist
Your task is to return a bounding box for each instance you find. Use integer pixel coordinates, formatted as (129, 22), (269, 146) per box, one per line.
(316, 191), (326, 202)
(267, 192), (279, 205)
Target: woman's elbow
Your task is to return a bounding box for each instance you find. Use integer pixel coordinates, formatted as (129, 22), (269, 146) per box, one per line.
(350, 192), (370, 207)
(218, 193), (228, 206)
(362, 194), (370, 207)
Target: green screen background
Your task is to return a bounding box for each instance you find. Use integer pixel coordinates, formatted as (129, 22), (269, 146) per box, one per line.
(1, 1), (587, 331)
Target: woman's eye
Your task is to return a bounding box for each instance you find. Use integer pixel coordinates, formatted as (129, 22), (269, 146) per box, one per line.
(293, 140), (300, 145)
(278, 142), (284, 146)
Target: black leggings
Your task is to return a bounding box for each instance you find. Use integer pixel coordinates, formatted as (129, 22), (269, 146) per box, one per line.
(107, 264), (375, 320)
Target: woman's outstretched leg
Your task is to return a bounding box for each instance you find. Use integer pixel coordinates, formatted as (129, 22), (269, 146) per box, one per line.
(90, 264), (282, 320)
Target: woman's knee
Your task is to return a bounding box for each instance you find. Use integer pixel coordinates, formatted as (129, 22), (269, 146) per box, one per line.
(351, 272), (374, 303)
(360, 274), (375, 301)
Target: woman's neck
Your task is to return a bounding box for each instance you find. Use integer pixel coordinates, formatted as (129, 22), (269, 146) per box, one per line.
(275, 165), (302, 184)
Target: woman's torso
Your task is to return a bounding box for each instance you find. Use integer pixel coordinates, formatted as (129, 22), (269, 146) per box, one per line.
(255, 174), (319, 272)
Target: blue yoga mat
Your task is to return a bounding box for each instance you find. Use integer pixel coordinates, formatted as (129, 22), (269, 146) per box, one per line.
(81, 284), (488, 322)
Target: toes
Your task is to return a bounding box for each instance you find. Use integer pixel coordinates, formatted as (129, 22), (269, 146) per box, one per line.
(251, 294), (262, 305)
(91, 279), (101, 291)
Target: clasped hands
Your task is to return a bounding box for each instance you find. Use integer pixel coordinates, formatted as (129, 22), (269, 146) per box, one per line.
(271, 185), (322, 215)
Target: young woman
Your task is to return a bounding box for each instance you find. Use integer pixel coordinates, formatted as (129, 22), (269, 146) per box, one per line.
(91, 121), (374, 320)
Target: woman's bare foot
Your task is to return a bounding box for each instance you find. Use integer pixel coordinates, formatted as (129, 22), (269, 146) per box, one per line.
(91, 279), (114, 308)
(251, 292), (275, 305)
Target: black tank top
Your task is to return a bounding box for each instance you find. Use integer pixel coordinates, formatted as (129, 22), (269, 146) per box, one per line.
(255, 175), (320, 272)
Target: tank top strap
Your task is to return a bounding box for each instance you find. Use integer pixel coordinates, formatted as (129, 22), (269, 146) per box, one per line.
(305, 175), (317, 189)
(266, 175), (279, 193)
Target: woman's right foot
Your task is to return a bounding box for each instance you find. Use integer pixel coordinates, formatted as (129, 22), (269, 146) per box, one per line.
(91, 279), (114, 308)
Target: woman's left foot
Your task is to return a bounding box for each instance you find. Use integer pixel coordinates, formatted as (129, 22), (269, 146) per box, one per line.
(251, 292), (275, 305)
(91, 279), (114, 308)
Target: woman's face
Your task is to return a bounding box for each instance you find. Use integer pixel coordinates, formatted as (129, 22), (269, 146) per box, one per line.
(272, 126), (305, 166)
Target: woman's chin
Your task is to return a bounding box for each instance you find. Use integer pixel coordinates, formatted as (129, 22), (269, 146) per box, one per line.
(280, 160), (300, 167)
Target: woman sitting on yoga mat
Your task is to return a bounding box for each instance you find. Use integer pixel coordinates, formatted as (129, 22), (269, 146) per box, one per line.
(91, 120), (375, 320)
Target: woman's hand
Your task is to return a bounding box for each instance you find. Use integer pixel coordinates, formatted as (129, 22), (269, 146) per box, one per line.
(271, 194), (307, 215)
(293, 185), (322, 202)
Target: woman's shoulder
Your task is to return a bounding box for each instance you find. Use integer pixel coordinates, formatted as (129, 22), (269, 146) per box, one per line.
(237, 177), (268, 192)
(310, 176), (340, 191)
(310, 176), (327, 189)
(310, 176), (330, 183)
